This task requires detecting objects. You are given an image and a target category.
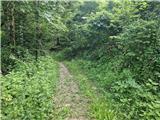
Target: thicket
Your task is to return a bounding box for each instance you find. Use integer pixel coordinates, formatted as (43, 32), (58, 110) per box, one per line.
(1, 56), (59, 119)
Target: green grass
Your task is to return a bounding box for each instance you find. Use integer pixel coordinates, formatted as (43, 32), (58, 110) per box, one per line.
(1, 56), (59, 120)
(52, 106), (71, 120)
(64, 60), (120, 120)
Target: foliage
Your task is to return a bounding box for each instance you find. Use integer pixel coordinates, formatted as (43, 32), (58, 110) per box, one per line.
(112, 78), (160, 120)
(118, 20), (160, 83)
(1, 56), (59, 119)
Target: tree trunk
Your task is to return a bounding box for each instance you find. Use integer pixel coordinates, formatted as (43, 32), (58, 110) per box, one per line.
(10, 2), (16, 49)
(35, 0), (40, 61)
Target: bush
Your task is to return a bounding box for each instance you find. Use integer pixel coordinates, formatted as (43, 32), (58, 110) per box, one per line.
(1, 56), (59, 120)
(119, 20), (160, 84)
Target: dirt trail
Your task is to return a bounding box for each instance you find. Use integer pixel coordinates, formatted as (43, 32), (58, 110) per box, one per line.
(54, 63), (89, 120)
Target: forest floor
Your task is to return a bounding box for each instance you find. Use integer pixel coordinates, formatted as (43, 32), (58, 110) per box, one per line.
(53, 63), (90, 120)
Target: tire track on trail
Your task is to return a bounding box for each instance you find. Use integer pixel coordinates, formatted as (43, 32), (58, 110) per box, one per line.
(54, 63), (89, 120)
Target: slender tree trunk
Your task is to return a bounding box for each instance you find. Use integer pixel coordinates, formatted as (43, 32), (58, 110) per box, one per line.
(35, 0), (40, 61)
(3, 2), (10, 46)
(18, 6), (25, 46)
(10, 2), (16, 49)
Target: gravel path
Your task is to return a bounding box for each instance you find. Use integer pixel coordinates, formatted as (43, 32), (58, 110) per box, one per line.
(54, 63), (89, 120)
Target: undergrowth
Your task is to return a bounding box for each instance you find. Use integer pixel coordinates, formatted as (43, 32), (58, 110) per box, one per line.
(1, 56), (59, 120)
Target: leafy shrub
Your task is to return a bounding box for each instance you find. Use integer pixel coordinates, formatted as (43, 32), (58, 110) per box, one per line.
(112, 77), (160, 120)
(119, 20), (160, 84)
(1, 56), (59, 120)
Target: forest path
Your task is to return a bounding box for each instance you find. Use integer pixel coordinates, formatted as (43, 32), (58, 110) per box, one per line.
(54, 63), (89, 120)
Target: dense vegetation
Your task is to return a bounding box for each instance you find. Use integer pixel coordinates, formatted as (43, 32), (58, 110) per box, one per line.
(1, 0), (160, 120)
(1, 56), (59, 119)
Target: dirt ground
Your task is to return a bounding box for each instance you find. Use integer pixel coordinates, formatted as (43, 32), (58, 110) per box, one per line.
(54, 63), (89, 120)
